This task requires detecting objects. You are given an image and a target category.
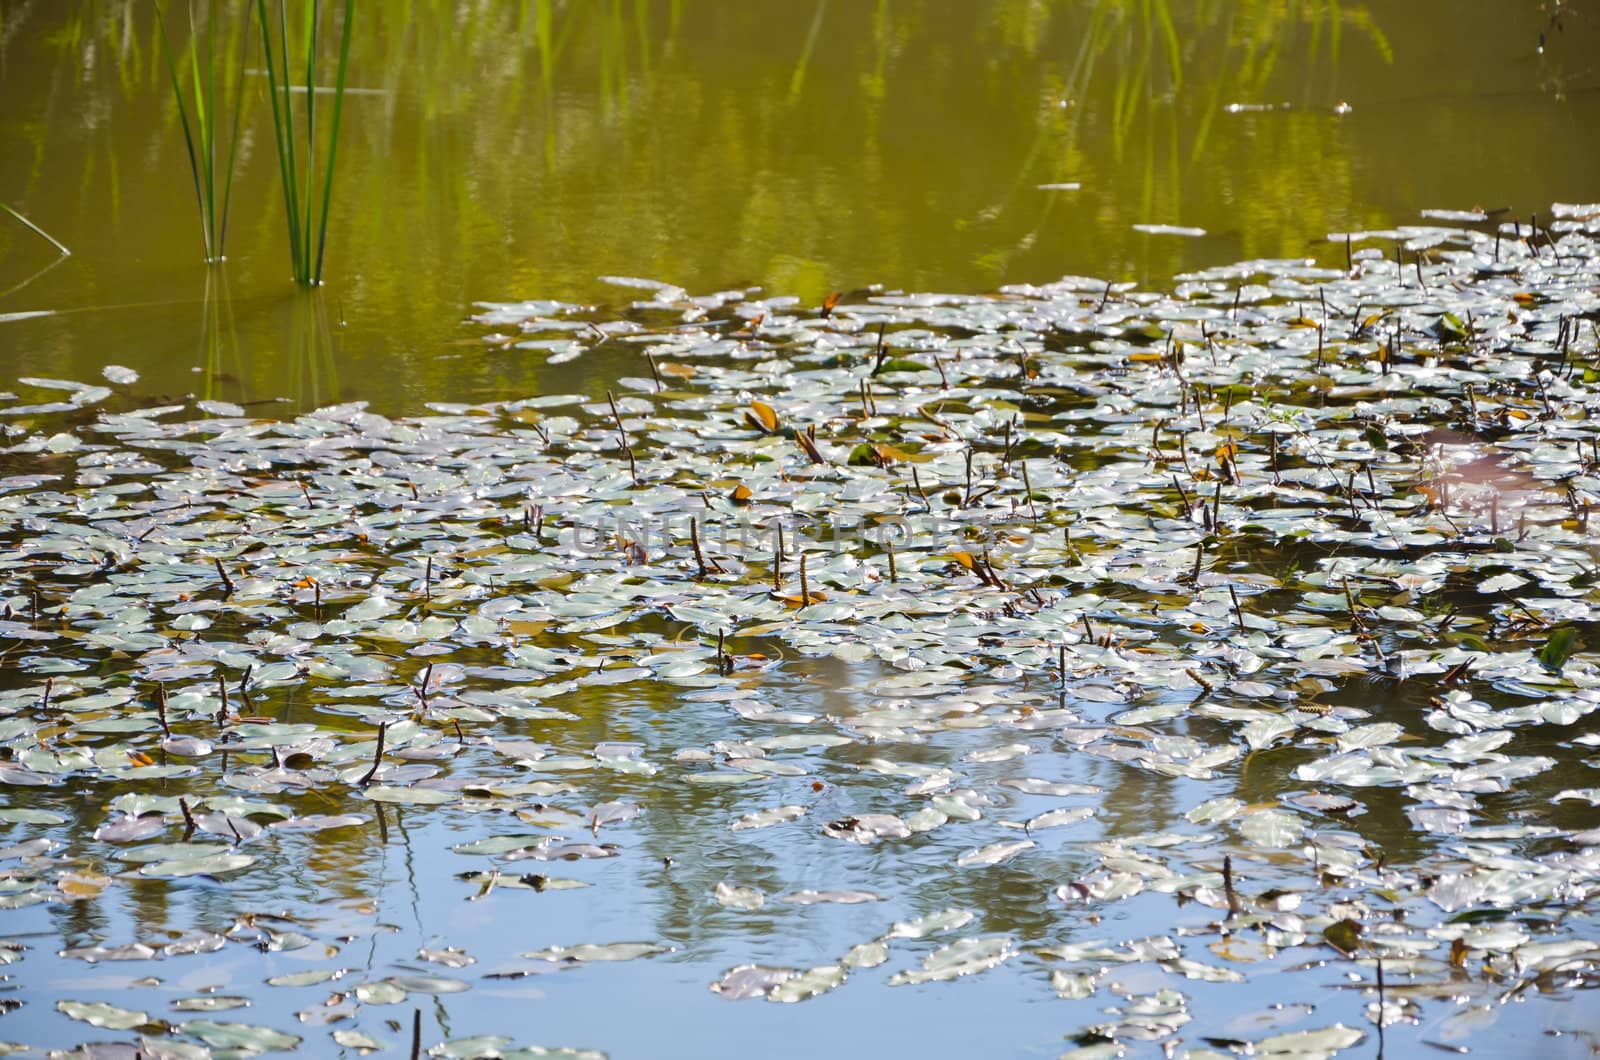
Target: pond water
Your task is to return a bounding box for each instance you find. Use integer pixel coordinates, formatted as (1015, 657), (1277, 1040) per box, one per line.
(2, 1), (1599, 411)
(2, 4), (1600, 1060)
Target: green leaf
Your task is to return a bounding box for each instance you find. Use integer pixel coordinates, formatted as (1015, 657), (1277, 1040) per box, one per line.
(1430, 312), (1470, 342)
(1538, 627), (1578, 673)
(874, 358), (927, 374)
(1119, 323), (1166, 344)
(1322, 917), (1362, 955)
(846, 443), (879, 466)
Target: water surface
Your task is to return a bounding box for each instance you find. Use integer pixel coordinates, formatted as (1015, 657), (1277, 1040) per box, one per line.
(1, 0), (1597, 409)
(2, 5), (1600, 1059)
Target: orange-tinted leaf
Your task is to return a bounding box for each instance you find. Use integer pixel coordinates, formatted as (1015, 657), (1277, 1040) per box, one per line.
(821, 291), (842, 318)
(126, 750), (155, 767)
(1209, 937), (1275, 962)
(59, 872), (111, 899)
(729, 484), (753, 505)
(747, 400), (779, 433)
(774, 591), (828, 608)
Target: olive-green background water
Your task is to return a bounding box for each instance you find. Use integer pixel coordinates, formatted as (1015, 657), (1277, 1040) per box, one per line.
(1, 0), (1597, 411)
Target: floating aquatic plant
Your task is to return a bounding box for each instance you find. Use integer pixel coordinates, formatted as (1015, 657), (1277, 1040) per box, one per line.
(2, 204), (1600, 1057)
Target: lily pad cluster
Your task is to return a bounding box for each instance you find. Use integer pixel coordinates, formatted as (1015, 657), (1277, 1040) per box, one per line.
(2, 204), (1600, 1057)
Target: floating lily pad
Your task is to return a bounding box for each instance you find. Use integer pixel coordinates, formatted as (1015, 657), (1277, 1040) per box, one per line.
(179, 1019), (301, 1053)
(57, 1000), (151, 1030)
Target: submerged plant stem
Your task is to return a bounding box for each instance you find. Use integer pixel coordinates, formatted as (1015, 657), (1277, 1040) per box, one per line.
(0, 202), (71, 258)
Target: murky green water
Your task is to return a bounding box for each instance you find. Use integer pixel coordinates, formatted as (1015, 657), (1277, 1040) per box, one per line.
(3, 4), (1600, 1060)
(3, 1), (1598, 411)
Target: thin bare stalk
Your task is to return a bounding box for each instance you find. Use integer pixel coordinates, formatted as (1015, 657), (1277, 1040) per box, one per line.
(0, 203), (70, 258)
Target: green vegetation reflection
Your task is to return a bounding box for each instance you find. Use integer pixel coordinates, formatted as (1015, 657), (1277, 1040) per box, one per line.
(0, 2), (1595, 405)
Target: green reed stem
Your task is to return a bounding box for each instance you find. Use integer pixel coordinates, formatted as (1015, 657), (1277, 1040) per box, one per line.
(301, 0), (318, 274)
(218, 5), (250, 255)
(156, 0), (249, 263)
(255, 0), (355, 286)
(314, 0), (355, 283)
